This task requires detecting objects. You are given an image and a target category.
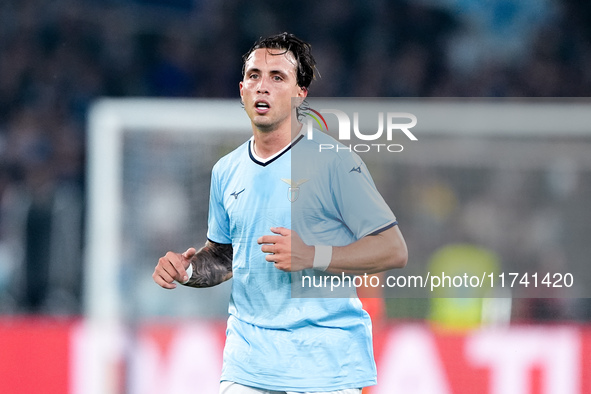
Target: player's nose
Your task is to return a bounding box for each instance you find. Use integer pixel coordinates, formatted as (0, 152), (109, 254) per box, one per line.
(256, 77), (269, 93)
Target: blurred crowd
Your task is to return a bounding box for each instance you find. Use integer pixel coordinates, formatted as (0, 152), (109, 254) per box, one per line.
(0, 0), (590, 316)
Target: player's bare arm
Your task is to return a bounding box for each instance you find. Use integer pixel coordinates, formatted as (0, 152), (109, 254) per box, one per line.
(153, 240), (233, 289)
(327, 225), (407, 275)
(258, 225), (407, 274)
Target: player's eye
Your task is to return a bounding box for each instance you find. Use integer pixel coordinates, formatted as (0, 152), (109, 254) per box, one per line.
(249, 73), (259, 79)
(273, 75), (283, 81)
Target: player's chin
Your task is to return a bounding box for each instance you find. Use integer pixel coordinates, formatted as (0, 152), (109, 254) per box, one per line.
(253, 118), (276, 132)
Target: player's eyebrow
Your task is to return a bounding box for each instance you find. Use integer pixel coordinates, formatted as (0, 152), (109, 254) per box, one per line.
(246, 67), (291, 77)
(245, 67), (261, 75)
(269, 69), (290, 79)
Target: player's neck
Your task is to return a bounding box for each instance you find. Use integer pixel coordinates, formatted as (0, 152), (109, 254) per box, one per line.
(252, 120), (303, 159)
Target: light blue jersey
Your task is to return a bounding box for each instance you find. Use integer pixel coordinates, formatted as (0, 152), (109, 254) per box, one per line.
(207, 129), (397, 391)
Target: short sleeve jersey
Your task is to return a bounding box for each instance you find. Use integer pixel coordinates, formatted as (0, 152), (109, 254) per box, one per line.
(207, 129), (397, 391)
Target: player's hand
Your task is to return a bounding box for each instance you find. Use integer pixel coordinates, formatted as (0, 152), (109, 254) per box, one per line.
(257, 227), (314, 272)
(153, 247), (196, 289)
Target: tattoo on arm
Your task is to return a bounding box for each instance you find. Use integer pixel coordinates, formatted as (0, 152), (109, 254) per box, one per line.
(183, 240), (233, 288)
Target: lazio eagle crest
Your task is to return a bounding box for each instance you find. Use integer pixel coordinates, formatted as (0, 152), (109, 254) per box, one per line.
(281, 178), (309, 202)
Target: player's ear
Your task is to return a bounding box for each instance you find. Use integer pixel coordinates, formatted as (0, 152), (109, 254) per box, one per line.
(294, 87), (307, 106)
(299, 86), (308, 98)
(239, 81), (244, 97)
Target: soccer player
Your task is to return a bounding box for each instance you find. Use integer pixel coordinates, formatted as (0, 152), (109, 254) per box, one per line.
(153, 32), (408, 394)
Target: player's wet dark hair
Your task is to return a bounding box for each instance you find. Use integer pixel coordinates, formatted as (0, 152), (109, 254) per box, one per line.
(242, 32), (317, 89)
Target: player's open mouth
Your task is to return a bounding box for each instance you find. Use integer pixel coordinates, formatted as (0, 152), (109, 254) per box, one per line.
(255, 101), (270, 114)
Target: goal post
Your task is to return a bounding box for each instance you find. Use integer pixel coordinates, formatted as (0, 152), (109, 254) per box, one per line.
(85, 98), (249, 323)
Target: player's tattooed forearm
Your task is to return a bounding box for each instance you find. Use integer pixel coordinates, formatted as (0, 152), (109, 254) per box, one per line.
(184, 240), (233, 288)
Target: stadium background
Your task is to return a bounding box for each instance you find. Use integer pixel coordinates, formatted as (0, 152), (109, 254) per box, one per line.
(1, 0), (591, 393)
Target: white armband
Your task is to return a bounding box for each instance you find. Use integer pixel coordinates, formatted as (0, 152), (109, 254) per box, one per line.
(179, 263), (193, 284)
(313, 245), (332, 271)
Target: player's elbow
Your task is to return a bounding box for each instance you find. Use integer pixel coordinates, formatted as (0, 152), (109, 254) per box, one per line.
(372, 246), (406, 273)
(389, 243), (408, 269)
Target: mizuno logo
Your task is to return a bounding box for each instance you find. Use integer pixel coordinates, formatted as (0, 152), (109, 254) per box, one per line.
(230, 188), (245, 199)
(350, 166), (362, 173)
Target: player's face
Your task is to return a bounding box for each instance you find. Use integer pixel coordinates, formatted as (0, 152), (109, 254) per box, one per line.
(240, 48), (307, 133)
